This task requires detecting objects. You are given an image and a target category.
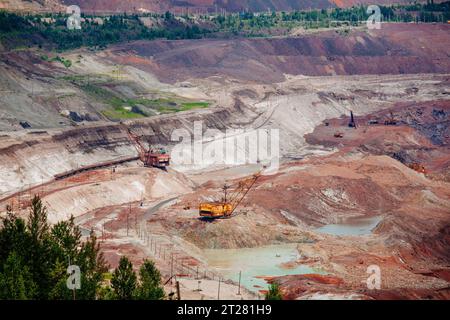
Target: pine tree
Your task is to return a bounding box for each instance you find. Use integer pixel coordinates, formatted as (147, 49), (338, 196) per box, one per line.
(0, 206), (31, 268)
(0, 196), (110, 300)
(135, 259), (165, 300)
(0, 251), (37, 299)
(77, 230), (108, 299)
(111, 256), (137, 299)
(26, 196), (52, 299)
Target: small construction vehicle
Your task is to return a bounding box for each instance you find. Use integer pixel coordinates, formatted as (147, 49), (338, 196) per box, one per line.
(334, 132), (344, 138)
(199, 173), (260, 219)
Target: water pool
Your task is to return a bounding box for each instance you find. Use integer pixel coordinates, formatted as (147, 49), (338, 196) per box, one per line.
(204, 243), (322, 293)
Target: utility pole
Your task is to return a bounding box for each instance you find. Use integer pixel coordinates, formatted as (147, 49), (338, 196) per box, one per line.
(237, 271), (241, 295)
(176, 281), (181, 300)
(217, 278), (221, 300)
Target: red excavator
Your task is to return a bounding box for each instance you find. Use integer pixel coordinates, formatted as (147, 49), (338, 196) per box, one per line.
(122, 124), (170, 169)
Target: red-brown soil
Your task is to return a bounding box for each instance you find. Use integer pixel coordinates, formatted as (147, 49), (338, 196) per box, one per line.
(305, 99), (450, 180)
(108, 24), (450, 83)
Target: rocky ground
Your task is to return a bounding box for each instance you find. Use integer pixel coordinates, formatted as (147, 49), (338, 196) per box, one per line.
(0, 23), (449, 299)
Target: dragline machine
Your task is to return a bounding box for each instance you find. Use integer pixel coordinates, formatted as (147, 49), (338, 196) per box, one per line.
(199, 173), (261, 219)
(122, 124), (170, 169)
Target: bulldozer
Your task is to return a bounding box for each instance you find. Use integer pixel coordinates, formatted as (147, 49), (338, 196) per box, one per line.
(199, 173), (261, 219)
(122, 124), (170, 169)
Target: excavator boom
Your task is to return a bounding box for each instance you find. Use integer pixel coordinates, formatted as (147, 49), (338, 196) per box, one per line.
(199, 173), (260, 219)
(121, 123), (170, 169)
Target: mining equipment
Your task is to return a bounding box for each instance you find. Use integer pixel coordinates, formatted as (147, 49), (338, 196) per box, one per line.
(348, 111), (357, 128)
(384, 111), (398, 126)
(408, 163), (427, 174)
(199, 173), (261, 219)
(122, 124), (170, 169)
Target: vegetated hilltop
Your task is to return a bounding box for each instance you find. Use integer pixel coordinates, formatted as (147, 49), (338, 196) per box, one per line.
(1, 3), (449, 51)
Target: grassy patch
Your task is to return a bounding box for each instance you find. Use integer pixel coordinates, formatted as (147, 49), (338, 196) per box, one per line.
(80, 84), (146, 120)
(156, 100), (210, 113)
(180, 101), (210, 111)
(79, 83), (211, 119)
(43, 55), (72, 68)
(101, 108), (145, 120)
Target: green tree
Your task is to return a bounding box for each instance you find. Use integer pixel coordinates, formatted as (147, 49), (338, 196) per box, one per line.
(111, 256), (137, 299)
(0, 251), (37, 299)
(77, 231), (108, 299)
(135, 259), (165, 300)
(265, 283), (283, 300)
(0, 206), (31, 268)
(26, 196), (52, 299)
(164, 11), (173, 21)
(0, 196), (109, 300)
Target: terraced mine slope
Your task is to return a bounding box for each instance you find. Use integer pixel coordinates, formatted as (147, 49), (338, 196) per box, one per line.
(0, 20), (449, 299)
(108, 24), (450, 83)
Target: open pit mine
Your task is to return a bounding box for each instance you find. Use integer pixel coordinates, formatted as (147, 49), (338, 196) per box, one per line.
(0, 2), (449, 302)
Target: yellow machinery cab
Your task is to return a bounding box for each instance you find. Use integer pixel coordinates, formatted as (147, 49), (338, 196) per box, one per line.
(199, 202), (233, 219)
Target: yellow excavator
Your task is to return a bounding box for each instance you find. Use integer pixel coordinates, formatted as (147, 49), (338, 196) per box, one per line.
(199, 173), (261, 219)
